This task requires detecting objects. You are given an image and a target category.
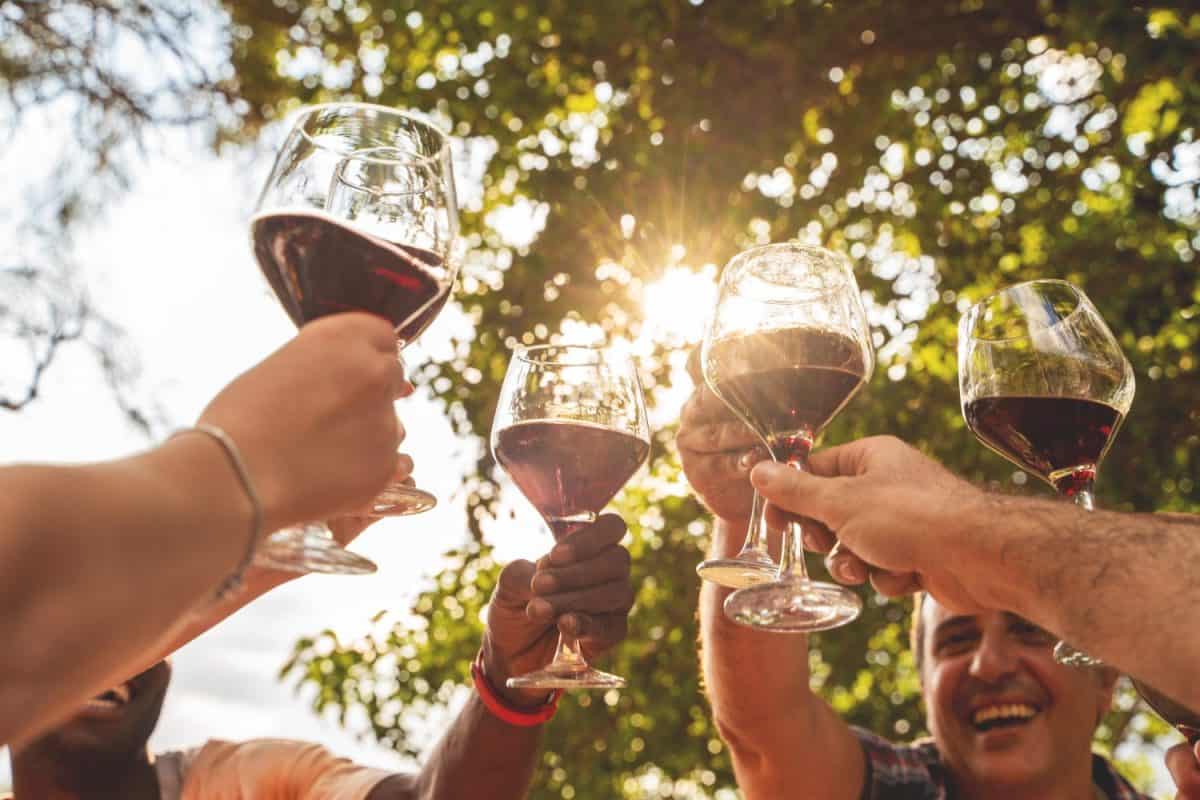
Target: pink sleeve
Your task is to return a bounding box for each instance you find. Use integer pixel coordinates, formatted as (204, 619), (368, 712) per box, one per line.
(180, 738), (392, 800)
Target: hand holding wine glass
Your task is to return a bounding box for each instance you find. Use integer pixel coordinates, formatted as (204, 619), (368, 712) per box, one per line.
(491, 344), (649, 689)
(479, 513), (635, 705)
(698, 242), (874, 632)
(249, 103), (461, 574)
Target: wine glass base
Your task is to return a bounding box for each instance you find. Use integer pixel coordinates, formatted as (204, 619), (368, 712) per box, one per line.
(369, 483), (438, 516)
(724, 579), (862, 633)
(1053, 640), (1105, 668)
(254, 524), (378, 575)
(696, 556), (778, 589)
(506, 664), (626, 691)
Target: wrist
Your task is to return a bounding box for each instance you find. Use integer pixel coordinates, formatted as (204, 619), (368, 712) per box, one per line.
(472, 646), (561, 728)
(479, 633), (555, 709)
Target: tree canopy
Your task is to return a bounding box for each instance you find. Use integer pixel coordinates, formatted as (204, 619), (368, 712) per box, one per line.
(8, 0), (1199, 797)
(230, 2), (1198, 796)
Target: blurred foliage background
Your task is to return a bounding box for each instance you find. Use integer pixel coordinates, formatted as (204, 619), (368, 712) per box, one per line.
(6, 0), (1200, 797)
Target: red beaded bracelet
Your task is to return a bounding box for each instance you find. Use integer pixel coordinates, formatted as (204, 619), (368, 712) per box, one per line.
(471, 651), (563, 727)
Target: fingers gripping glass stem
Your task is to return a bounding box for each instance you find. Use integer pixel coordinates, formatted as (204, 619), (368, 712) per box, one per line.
(369, 351), (437, 517)
(723, 457), (862, 632)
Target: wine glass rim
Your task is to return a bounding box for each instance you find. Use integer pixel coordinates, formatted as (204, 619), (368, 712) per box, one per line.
(961, 278), (1088, 343)
(723, 242), (854, 299)
(513, 343), (631, 366)
(292, 102), (451, 163)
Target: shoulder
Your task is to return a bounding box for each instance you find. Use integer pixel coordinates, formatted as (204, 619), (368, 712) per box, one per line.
(182, 737), (393, 799)
(852, 727), (949, 800)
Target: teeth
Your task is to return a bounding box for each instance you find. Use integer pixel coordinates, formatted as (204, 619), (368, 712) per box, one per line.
(93, 682), (131, 705)
(972, 703), (1038, 726)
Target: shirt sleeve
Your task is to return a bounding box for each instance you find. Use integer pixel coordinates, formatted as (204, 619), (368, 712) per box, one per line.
(179, 738), (392, 800)
(852, 727), (943, 800)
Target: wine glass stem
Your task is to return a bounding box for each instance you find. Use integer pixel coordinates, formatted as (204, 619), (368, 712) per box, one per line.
(550, 632), (589, 671)
(775, 457), (810, 582)
(1072, 486), (1095, 511)
(739, 490), (773, 561)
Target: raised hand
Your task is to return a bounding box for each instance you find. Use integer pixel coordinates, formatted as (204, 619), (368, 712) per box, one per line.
(750, 435), (988, 613)
(199, 312), (408, 531)
(480, 513), (634, 706)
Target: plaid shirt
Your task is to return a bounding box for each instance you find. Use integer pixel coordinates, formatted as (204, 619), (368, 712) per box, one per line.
(854, 727), (1151, 800)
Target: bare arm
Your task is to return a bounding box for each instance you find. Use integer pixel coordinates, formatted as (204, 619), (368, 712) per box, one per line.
(699, 520), (865, 800)
(0, 313), (405, 747)
(751, 435), (1200, 712)
(366, 646), (544, 800)
(0, 440), (263, 748)
(129, 510), (403, 677)
(371, 514), (636, 800)
(678, 384), (865, 800)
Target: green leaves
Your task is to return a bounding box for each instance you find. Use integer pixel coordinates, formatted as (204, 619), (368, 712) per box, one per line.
(222, 1), (1200, 795)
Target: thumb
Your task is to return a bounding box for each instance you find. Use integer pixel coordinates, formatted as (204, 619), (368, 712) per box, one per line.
(492, 560), (535, 611)
(750, 461), (854, 529)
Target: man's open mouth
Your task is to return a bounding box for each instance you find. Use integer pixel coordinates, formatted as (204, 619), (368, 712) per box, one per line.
(969, 702), (1040, 733)
(78, 682), (132, 717)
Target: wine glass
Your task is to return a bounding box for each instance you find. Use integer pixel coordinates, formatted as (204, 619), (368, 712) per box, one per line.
(1129, 677), (1200, 744)
(959, 279), (1135, 666)
(249, 102), (460, 574)
(704, 243), (873, 632)
(491, 345), (650, 689)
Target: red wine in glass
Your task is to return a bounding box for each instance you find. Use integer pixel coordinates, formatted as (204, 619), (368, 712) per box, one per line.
(963, 396), (1123, 495)
(251, 210), (449, 345)
(708, 327), (867, 463)
(706, 324), (869, 631)
(494, 420), (650, 539)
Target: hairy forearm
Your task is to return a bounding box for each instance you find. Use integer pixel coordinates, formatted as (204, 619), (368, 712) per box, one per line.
(0, 438), (251, 746)
(951, 494), (1200, 709)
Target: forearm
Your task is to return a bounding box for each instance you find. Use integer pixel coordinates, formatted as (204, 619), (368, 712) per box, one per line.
(0, 437), (254, 746)
(700, 518), (863, 798)
(949, 494), (1200, 708)
(127, 568), (295, 679)
(404, 694), (542, 800)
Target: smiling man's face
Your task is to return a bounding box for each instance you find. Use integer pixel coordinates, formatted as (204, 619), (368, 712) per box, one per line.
(42, 660), (172, 768)
(919, 598), (1115, 790)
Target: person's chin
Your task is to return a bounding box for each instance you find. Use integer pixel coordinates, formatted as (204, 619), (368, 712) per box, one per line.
(965, 725), (1049, 783)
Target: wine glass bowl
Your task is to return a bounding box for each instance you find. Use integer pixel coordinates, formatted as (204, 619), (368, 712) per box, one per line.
(249, 103), (460, 573)
(699, 243), (873, 632)
(958, 279), (1134, 665)
(1129, 677), (1200, 744)
(491, 344), (650, 689)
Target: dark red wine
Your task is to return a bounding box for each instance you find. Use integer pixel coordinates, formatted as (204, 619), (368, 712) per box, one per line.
(964, 395), (1123, 492)
(251, 210), (449, 344)
(707, 328), (867, 463)
(494, 420), (649, 539)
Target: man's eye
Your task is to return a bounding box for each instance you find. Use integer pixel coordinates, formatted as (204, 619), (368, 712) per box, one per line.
(936, 633), (976, 653)
(1013, 621), (1056, 645)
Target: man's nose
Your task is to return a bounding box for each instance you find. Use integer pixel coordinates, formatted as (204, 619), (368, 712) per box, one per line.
(967, 632), (1021, 681)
